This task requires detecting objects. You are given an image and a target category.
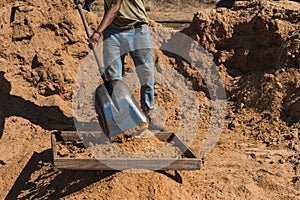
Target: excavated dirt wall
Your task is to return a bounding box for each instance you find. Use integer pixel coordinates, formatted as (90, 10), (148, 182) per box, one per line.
(185, 0), (300, 73)
(183, 0), (300, 124)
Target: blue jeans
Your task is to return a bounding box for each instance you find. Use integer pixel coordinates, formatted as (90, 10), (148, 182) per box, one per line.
(103, 26), (154, 110)
(83, 4), (92, 12)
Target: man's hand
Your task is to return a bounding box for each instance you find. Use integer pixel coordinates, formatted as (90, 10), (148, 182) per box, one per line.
(86, 0), (122, 49)
(88, 31), (101, 48)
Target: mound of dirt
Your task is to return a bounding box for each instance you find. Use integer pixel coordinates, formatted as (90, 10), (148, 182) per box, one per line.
(185, 0), (300, 73)
(0, 0), (300, 199)
(183, 0), (300, 125)
(0, 0), (101, 102)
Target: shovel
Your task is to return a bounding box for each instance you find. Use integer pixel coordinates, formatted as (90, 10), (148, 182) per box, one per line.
(76, 4), (147, 137)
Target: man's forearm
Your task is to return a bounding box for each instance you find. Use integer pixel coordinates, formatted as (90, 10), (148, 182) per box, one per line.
(96, 0), (123, 33)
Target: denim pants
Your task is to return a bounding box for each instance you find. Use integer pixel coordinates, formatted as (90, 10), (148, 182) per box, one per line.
(102, 26), (154, 110)
(83, 4), (92, 12)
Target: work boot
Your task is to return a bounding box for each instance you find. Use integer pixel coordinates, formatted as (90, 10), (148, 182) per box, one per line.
(144, 106), (167, 131)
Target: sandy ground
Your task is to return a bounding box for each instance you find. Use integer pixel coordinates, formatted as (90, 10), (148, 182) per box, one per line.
(0, 0), (299, 199)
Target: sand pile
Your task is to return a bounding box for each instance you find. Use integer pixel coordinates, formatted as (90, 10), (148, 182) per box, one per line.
(185, 0), (300, 72)
(183, 0), (300, 143)
(0, 0), (299, 199)
(0, 0), (103, 136)
(0, 0), (102, 100)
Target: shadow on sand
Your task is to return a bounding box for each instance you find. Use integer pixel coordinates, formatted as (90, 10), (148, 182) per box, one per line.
(5, 149), (182, 199)
(5, 149), (118, 199)
(0, 71), (75, 138)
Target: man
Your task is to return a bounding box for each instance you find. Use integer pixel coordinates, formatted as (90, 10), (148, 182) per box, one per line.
(77, 0), (165, 131)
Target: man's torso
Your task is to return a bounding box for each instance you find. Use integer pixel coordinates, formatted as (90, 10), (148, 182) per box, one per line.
(104, 0), (148, 29)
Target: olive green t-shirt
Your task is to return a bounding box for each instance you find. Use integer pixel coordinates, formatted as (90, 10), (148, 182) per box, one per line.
(105, 0), (149, 29)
